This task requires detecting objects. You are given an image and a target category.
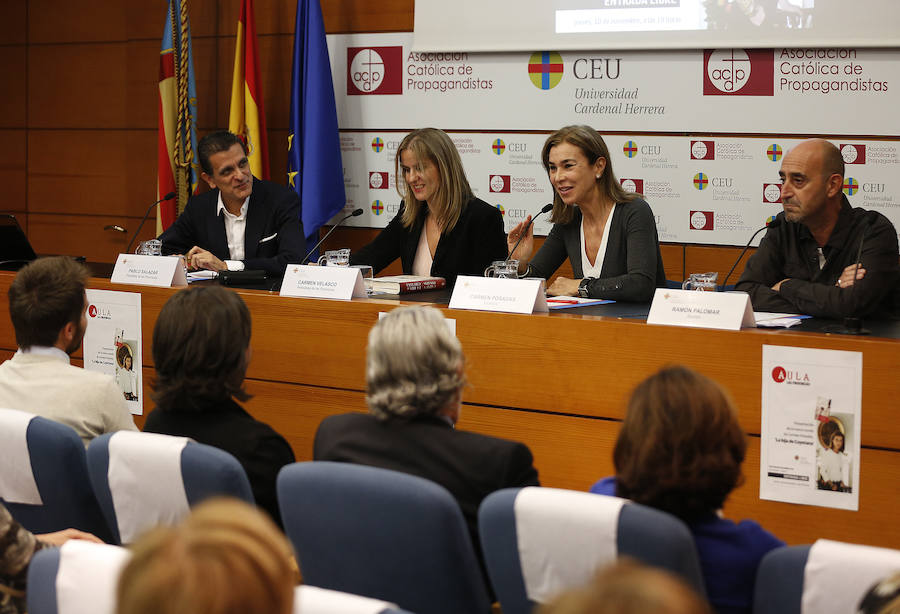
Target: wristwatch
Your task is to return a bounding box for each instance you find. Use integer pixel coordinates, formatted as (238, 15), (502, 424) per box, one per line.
(577, 278), (590, 298)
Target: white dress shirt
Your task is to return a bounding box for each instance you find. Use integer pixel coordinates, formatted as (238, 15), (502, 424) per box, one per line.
(217, 193), (250, 271)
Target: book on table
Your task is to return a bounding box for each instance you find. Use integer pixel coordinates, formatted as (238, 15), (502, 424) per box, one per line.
(367, 275), (447, 294)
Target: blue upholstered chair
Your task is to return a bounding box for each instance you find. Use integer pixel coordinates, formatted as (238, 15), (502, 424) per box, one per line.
(294, 585), (416, 614)
(0, 408), (113, 542)
(277, 461), (492, 614)
(86, 431), (253, 544)
(478, 487), (706, 614)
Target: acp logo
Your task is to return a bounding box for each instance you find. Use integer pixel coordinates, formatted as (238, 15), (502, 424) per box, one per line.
(690, 211), (714, 230)
(763, 183), (782, 204)
(843, 177), (859, 196)
(620, 178), (644, 193)
(528, 51), (563, 90)
(766, 143), (783, 162)
(703, 49), (774, 96)
(369, 172), (389, 189)
(690, 140), (715, 160)
(839, 144), (866, 164)
(489, 175), (511, 193)
(347, 46), (403, 95)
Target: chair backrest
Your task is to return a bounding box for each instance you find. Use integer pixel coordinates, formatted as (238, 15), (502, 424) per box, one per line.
(277, 461), (492, 614)
(294, 585), (415, 614)
(86, 431), (254, 544)
(27, 540), (130, 614)
(754, 541), (900, 614)
(0, 408), (113, 542)
(479, 487), (706, 614)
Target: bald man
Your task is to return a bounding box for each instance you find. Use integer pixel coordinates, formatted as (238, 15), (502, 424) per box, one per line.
(736, 139), (899, 319)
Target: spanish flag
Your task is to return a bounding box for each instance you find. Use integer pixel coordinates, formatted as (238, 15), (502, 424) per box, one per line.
(157, 0), (200, 233)
(229, 0), (269, 180)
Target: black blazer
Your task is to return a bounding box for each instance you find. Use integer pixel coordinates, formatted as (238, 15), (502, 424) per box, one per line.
(143, 399), (295, 527)
(159, 177), (304, 275)
(529, 197), (665, 302)
(314, 413), (540, 574)
(350, 197), (508, 285)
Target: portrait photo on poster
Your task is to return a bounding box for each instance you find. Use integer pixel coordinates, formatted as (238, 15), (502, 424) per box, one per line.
(816, 413), (853, 494)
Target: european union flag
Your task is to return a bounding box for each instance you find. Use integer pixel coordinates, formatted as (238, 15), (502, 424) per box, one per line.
(287, 0), (346, 255)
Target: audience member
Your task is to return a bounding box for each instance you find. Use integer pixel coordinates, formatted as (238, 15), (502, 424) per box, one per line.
(142, 286), (295, 526)
(0, 257), (137, 446)
(858, 572), (900, 614)
(590, 365), (783, 614)
(1, 503), (101, 614)
(536, 559), (711, 614)
(116, 498), (296, 614)
(314, 305), (540, 579)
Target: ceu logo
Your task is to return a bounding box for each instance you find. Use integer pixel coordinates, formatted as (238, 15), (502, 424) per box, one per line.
(495, 204), (505, 216)
(623, 141), (637, 158)
(347, 46), (403, 95)
(369, 172), (388, 189)
(371, 200), (384, 215)
(491, 139), (506, 155)
(528, 51), (563, 90)
(767, 143), (783, 162)
(763, 183), (782, 204)
(88, 305), (98, 318)
(371, 137), (384, 152)
(690, 140), (715, 160)
(702, 49), (774, 96)
(771, 366), (786, 383)
(689, 211), (714, 230)
(843, 177), (859, 196)
(693, 172), (709, 191)
(620, 178), (644, 193)
(489, 175), (511, 193)
(840, 144), (866, 164)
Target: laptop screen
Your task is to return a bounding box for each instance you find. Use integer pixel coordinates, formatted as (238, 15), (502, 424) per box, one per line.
(0, 215), (38, 264)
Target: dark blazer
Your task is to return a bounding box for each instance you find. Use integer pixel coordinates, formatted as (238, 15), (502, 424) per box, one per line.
(349, 197), (508, 285)
(143, 399), (295, 527)
(159, 177), (304, 275)
(314, 413), (540, 576)
(529, 197), (665, 302)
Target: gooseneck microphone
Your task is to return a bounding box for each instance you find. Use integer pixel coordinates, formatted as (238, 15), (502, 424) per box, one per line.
(508, 203), (553, 261)
(720, 219), (779, 291)
(301, 208), (364, 264)
(125, 192), (176, 254)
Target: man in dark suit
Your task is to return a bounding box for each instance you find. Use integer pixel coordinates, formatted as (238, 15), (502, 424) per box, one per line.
(159, 131), (304, 276)
(314, 306), (540, 580)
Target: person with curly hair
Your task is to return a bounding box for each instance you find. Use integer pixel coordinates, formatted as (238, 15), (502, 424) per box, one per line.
(590, 366), (783, 614)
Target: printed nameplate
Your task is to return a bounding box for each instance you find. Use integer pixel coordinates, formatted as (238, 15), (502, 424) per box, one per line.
(280, 264), (366, 300)
(111, 254), (187, 288)
(449, 275), (548, 314)
(647, 288), (754, 331)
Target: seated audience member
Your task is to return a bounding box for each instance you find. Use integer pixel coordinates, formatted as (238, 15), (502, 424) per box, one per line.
(1, 503), (101, 614)
(0, 257), (137, 446)
(350, 128), (508, 285)
(143, 286), (295, 526)
(116, 498), (296, 614)
(736, 138), (899, 318)
(536, 560), (711, 614)
(590, 366), (783, 614)
(314, 305), (540, 575)
(506, 125), (665, 301)
(159, 130), (304, 276)
(858, 572), (900, 614)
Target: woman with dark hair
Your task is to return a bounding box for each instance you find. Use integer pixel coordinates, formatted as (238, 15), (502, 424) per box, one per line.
(817, 425), (849, 491)
(142, 286), (294, 526)
(507, 125), (665, 301)
(590, 366), (783, 614)
(350, 128), (508, 285)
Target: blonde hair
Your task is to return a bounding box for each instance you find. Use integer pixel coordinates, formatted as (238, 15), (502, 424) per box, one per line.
(117, 498), (297, 614)
(396, 128), (473, 233)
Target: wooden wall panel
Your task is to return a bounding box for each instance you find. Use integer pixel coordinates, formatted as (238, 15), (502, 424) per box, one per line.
(0, 130), (27, 212)
(28, 0), (127, 43)
(217, 0), (298, 36)
(322, 0), (415, 33)
(685, 244), (751, 285)
(126, 0), (221, 40)
(0, 46), (26, 128)
(0, 1), (26, 45)
(27, 213), (150, 260)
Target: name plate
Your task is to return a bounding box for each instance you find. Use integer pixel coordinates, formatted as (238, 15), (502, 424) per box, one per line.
(449, 275), (548, 314)
(647, 288), (754, 331)
(279, 264), (366, 300)
(111, 254), (187, 288)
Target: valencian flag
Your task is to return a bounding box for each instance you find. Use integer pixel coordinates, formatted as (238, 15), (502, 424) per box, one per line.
(228, 0), (269, 179)
(157, 0), (200, 233)
(287, 0), (346, 254)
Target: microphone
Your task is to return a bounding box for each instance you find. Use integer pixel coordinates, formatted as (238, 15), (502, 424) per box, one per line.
(508, 203), (553, 261)
(125, 192), (176, 254)
(720, 217), (780, 291)
(301, 208), (364, 264)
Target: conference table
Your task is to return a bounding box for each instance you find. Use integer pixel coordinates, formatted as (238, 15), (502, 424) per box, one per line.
(0, 270), (897, 550)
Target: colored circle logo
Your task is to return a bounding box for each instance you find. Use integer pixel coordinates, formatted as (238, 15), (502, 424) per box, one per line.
(492, 139), (506, 155)
(88, 305), (98, 318)
(706, 49), (751, 93)
(495, 204), (505, 216)
(767, 143), (782, 161)
(371, 200), (384, 215)
(842, 177), (858, 196)
(371, 137), (384, 153)
(528, 51), (563, 90)
(623, 141), (637, 158)
(771, 366), (786, 382)
(693, 172), (708, 191)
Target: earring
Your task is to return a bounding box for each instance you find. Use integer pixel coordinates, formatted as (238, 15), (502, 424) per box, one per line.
(595, 175), (600, 179)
